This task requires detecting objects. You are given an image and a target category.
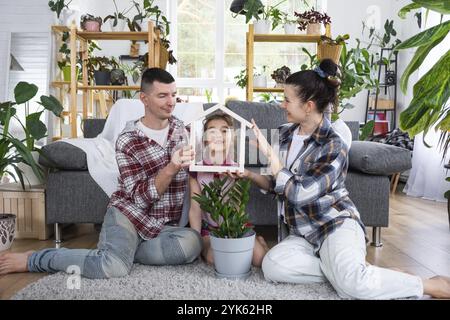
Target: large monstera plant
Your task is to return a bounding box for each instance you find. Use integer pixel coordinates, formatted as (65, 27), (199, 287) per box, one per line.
(0, 82), (63, 188)
(395, 0), (449, 156)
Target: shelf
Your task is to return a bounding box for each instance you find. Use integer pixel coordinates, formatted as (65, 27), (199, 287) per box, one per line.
(77, 31), (151, 41)
(253, 34), (321, 43)
(51, 26), (152, 41)
(253, 87), (284, 93)
(78, 85), (141, 90)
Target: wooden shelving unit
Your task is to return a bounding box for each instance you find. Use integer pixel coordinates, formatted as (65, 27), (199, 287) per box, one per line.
(246, 24), (330, 101)
(51, 21), (160, 138)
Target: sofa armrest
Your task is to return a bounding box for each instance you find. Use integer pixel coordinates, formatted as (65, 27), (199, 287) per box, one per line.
(349, 141), (412, 175)
(39, 142), (88, 170)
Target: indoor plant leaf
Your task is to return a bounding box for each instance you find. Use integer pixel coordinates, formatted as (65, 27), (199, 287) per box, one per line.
(394, 20), (450, 50)
(14, 82), (38, 105)
(412, 0), (450, 15)
(26, 112), (47, 141)
(39, 95), (64, 117)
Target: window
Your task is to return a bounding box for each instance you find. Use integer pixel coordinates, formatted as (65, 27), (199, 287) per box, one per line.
(168, 0), (323, 103)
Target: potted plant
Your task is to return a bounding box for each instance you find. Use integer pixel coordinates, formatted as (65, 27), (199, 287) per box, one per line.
(271, 65), (291, 87)
(234, 0), (286, 34)
(253, 65), (268, 88)
(80, 14), (103, 32)
(192, 177), (255, 279)
(0, 82), (63, 188)
(89, 56), (117, 85)
(317, 34), (349, 64)
(103, 0), (132, 32)
(283, 15), (299, 34)
(0, 214), (16, 252)
(394, 0), (449, 211)
(294, 8), (331, 35)
(57, 31), (81, 82)
(48, 0), (78, 26)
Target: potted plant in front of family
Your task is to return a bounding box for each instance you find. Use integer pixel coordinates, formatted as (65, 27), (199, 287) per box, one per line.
(317, 34), (349, 64)
(192, 177), (255, 279)
(80, 13), (103, 32)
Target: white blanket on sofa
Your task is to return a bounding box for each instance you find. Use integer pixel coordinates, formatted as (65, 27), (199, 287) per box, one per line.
(62, 99), (203, 197)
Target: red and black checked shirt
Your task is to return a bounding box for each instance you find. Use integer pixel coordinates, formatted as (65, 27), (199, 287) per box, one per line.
(108, 116), (189, 240)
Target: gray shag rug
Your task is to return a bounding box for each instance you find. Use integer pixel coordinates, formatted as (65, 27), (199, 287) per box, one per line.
(12, 260), (341, 300)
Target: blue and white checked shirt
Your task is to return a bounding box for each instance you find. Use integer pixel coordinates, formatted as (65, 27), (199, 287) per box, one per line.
(270, 117), (366, 255)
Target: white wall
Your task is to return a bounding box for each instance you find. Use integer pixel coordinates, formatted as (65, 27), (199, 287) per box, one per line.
(327, 0), (420, 123)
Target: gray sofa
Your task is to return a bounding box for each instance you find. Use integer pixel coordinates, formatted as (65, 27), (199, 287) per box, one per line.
(40, 101), (412, 247)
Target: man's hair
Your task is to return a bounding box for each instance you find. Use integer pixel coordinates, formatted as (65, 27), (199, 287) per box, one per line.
(140, 68), (175, 92)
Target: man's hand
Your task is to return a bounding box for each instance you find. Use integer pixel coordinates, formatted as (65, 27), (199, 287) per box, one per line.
(170, 145), (195, 172)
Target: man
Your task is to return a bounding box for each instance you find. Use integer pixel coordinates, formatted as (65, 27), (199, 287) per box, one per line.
(0, 68), (202, 279)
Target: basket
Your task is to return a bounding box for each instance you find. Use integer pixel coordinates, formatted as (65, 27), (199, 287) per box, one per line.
(317, 43), (343, 64)
(159, 45), (169, 69)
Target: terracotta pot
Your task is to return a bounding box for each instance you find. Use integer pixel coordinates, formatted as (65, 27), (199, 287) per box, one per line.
(307, 23), (321, 35)
(83, 20), (101, 32)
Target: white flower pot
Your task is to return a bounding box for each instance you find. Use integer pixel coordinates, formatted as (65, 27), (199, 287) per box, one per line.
(253, 75), (267, 88)
(0, 214), (16, 252)
(284, 23), (298, 34)
(17, 151), (43, 187)
(210, 231), (255, 280)
(254, 20), (271, 34)
(57, 7), (80, 27)
(109, 19), (126, 32)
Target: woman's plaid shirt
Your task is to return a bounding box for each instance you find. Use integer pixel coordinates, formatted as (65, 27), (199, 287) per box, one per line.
(108, 116), (188, 240)
(272, 117), (366, 254)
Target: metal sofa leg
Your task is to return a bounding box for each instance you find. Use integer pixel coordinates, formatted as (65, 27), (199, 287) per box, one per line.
(370, 227), (383, 247)
(55, 223), (62, 248)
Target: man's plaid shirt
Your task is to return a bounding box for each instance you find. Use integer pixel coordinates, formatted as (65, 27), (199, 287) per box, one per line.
(272, 117), (366, 254)
(108, 116), (188, 240)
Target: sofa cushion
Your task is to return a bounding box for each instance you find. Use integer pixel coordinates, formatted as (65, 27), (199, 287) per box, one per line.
(349, 141), (412, 175)
(39, 142), (87, 170)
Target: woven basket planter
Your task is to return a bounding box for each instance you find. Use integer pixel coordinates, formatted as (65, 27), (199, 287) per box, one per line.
(317, 43), (343, 64)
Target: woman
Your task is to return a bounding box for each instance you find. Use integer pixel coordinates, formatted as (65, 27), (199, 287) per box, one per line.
(189, 113), (268, 267)
(228, 59), (450, 299)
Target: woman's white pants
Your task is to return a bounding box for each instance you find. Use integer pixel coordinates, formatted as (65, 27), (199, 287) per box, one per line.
(262, 219), (424, 299)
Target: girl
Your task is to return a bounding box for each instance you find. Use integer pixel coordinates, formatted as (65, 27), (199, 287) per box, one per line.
(228, 59), (450, 299)
(189, 112), (269, 267)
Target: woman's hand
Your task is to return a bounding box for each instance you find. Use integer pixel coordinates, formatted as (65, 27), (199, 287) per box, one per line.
(251, 119), (283, 177)
(225, 169), (252, 180)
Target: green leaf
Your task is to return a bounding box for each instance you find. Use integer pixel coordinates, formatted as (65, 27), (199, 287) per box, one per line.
(395, 20), (450, 50)
(39, 95), (63, 117)
(412, 0), (450, 15)
(360, 120), (375, 141)
(399, 33), (447, 93)
(26, 112), (47, 140)
(14, 82), (38, 104)
(400, 50), (450, 135)
(399, 3), (422, 19)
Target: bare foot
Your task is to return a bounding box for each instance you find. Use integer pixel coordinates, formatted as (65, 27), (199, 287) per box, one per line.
(256, 236), (269, 252)
(423, 276), (450, 299)
(0, 251), (34, 275)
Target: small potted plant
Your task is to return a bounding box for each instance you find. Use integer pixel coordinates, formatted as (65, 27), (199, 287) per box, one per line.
(294, 8), (331, 35)
(80, 14), (103, 32)
(271, 65), (291, 87)
(283, 14), (299, 35)
(48, 0), (78, 26)
(253, 65), (268, 88)
(237, 0), (287, 34)
(192, 177), (255, 279)
(317, 34), (349, 64)
(103, 0), (132, 32)
(89, 56), (115, 85)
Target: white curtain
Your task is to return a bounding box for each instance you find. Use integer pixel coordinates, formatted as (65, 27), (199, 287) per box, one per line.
(403, 11), (450, 202)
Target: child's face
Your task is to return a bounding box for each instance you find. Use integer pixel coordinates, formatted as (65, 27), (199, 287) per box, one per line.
(204, 119), (232, 153)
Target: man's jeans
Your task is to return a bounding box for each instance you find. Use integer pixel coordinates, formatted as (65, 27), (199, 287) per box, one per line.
(27, 207), (202, 279)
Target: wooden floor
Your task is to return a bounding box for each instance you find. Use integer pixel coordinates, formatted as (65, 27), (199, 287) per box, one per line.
(1, 184), (449, 300)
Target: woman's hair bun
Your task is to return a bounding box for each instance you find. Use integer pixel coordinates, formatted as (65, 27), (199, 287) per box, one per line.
(319, 59), (338, 77)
